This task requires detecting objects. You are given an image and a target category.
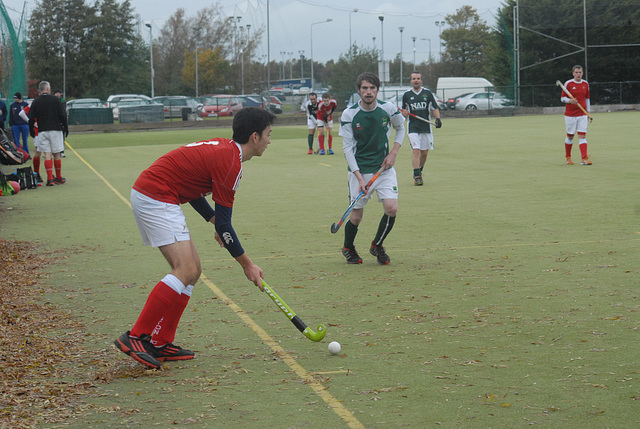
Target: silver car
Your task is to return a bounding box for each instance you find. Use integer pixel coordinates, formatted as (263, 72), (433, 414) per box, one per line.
(454, 92), (511, 110)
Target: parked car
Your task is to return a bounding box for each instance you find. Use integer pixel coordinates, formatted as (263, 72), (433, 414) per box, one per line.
(152, 96), (202, 119)
(106, 94), (150, 109)
(453, 92), (511, 110)
(239, 94), (282, 114)
(113, 98), (156, 120)
(200, 95), (243, 117)
(446, 92), (473, 110)
(66, 98), (103, 113)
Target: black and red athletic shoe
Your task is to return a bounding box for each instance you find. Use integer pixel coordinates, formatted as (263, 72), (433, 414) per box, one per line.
(370, 243), (391, 265)
(152, 343), (195, 362)
(342, 246), (363, 264)
(114, 331), (161, 369)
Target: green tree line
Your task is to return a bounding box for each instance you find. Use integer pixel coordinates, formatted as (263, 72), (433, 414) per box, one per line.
(24, 0), (640, 105)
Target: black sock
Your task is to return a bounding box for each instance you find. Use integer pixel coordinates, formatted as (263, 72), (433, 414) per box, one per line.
(344, 220), (358, 249)
(372, 214), (395, 247)
(308, 134), (313, 149)
(413, 168), (421, 177)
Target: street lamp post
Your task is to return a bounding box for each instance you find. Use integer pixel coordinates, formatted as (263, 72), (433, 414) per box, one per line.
(194, 28), (200, 97)
(62, 44), (66, 100)
(378, 16), (384, 87)
(298, 50), (304, 78)
(144, 21), (154, 98)
(310, 18), (332, 91)
(412, 36), (417, 68)
(398, 26), (404, 86)
(435, 20), (445, 61)
(280, 51), (286, 80)
(349, 8), (358, 54)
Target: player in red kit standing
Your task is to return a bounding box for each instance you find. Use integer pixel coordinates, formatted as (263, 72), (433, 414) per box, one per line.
(317, 93), (337, 155)
(114, 107), (276, 369)
(561, 65), (592, 165)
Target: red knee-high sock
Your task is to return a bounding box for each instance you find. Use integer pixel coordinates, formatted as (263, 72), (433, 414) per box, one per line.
(131, 281), (180, 338)
(151, 292), (190, 346)
(565, 143), (572, 158)
(579, 143), (588, 159)
(33, 155), (40, 176)
(328, 134), (333, 149)
(54, 159), (62, 179)
(44, 159), (54, 181)
(318, 133), (325, 150)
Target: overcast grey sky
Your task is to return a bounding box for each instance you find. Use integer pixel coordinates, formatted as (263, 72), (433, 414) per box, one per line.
(5, 0), (505, 63)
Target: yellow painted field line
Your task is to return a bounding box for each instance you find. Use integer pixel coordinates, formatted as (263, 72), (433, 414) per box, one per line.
(71, 143), (365, 429)
(200, 274), (365, 429)
(66, 142), (131, 208)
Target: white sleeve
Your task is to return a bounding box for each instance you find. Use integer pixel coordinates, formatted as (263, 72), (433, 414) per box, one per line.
(561, 96), (572, 104)
(338, 116), (359, 173)
(390, 107), (405, 146)
(586, 99), (591, 112)
(19, 109), (29, 122)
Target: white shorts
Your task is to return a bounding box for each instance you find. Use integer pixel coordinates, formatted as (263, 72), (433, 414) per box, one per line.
(565, 115), (588, 135)
(130, 189), (191, 247)
(348, 168), (398, 210)
(318, 119), (333, 129)
(408, 133), (434, 151)
(38, 130), (64, 154)
(33, 134), (43, 152)
(307, 116), (318, 130)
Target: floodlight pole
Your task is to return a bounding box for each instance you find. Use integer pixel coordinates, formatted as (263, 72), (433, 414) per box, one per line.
(144, 21), (154, 98)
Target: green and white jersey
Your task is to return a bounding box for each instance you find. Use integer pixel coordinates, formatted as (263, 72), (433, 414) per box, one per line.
(402, 87), (438, 134)
(339, 100), (405, 174)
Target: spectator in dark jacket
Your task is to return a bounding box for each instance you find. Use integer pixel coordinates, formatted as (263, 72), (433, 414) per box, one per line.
(9, 92), (30, 154)
(0, 98), (7, 131)
(28, 81), (68, 186)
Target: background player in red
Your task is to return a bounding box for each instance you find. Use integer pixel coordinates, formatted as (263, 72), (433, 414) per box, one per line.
(114, 107), (276, 369)
(317, 92), (337, 155)
(561, 65), (592, 165)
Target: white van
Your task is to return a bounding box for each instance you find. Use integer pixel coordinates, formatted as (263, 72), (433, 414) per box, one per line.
(436, 77), (494, 108)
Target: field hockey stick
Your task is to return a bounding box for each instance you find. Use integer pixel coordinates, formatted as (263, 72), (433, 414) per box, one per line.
(555, 80), (593, 121)
(262, 280), (326, 342)
(398, 108), (436, 126)
(330, 165), (386, 234)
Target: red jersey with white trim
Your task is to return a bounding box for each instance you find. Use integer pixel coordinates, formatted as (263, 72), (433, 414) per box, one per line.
(133, 138), (242, 207)
(318, 99), (337, 122)
(563, 79), (590, 117)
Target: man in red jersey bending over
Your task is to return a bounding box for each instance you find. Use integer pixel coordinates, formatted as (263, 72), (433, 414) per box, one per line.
(561, 65), (593, 165)
(115, 107), (276, 369)
(317, 92), (337, 155)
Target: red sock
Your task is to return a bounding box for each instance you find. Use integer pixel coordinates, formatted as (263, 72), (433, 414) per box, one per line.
(131, 281), (180, 338)
(54, 159), (62, 179)
(328, 134), (333, 149)
(318, 133), (325, 151)
(151, 292), (190, 346)
(44, 159), (54, 181)
(579, 143), (588, 159)
(33, 156), (40, 176)
(564, 144), (572, 157)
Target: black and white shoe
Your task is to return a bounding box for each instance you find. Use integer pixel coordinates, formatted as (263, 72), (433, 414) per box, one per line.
(114, 331), (161, 369)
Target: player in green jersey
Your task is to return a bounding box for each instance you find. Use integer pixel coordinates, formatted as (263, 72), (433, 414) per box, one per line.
(338, 72), (406, 265)
(401, 71), (442, 186)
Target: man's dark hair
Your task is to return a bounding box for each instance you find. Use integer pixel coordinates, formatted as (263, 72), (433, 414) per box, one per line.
(309, 92), (317, 98)
(356, 72), (381, 90)
(232, 107), (276, 144)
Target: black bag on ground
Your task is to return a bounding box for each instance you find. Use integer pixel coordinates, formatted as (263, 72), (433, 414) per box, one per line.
(0, 129), (31, 166)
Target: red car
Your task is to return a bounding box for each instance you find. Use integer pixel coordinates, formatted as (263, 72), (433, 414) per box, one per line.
(200, 95), (243, 117)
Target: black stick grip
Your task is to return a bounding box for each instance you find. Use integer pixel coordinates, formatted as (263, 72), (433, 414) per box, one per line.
(291, 315), (308, 333)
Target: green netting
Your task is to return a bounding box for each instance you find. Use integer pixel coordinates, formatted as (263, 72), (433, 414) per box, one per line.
(0, 1), (27, 101)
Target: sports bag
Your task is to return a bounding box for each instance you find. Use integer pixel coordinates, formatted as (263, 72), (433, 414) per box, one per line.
(0, 129), (30, 165)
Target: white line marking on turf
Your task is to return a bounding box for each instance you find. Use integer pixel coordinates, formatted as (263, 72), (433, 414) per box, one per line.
(71, 142), (365, 429)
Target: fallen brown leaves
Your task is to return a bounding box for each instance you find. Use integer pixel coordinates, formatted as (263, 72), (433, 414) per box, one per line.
(0, 239), (116, 428)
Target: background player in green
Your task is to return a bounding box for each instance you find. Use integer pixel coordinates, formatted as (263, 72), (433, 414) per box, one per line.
(401, 71), (442, 185)
(338, 72), (405, 265)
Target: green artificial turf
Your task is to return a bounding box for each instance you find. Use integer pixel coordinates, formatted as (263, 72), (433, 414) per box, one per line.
(1, 111), (639, 428)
